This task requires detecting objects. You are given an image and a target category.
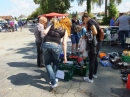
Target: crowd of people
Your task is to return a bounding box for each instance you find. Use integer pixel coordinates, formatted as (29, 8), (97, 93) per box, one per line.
(0, 19), (26, 32)
(33, 12), (130, 88)
(34, 11), (104, 88)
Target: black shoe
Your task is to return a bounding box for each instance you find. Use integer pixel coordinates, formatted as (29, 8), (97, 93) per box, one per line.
(37, 64), (45, 68)
(121, 74), (128, 77)
(122, 77), (128, 83)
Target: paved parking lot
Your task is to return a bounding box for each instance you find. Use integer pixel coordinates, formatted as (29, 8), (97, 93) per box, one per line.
(0, 26), (130, 97)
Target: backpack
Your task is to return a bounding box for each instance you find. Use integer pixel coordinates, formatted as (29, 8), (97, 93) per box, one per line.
(91, 19), (104, 41)
(98, 28), (104, 41)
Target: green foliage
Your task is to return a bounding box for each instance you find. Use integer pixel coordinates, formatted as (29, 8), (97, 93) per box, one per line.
(102, 16), (110, 25)
(34, 0), (71, 14)
(87, 0), (91, 14)
(89, 13), (94, 18)
(107, 1), (118, 19)
(27, 8), (40, 20)
(97, 13), (101, 17)
(102, 1), (118, 25)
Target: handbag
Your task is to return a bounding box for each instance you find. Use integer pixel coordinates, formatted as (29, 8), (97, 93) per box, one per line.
(91, 19), (104, 41)
(85, 31), (97, 51)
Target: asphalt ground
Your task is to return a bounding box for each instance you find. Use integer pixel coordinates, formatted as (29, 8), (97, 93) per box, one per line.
(0, 25), (130, 97)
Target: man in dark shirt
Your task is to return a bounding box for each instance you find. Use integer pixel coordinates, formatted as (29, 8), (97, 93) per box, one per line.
(71, 15), (80, 54)
(34, 16), (47, 67)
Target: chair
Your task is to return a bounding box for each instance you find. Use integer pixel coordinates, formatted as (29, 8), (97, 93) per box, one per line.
(109, 27), (119, 46)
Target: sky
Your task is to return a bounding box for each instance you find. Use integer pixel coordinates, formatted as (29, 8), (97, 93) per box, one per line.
(0, 0), (130, 17)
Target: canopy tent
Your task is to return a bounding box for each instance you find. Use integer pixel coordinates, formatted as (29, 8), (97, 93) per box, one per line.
(38, 12), (69, 18)
(43, 12), (69, 17)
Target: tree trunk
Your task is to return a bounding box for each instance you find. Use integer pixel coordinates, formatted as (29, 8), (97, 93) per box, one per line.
(105, 0), (108, 17)
(87, 0), (91, 14)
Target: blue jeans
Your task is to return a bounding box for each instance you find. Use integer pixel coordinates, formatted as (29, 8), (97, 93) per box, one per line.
(119, 30), (129, 47)
(42, 42), (61, 85)
(71, 34), (80, 44)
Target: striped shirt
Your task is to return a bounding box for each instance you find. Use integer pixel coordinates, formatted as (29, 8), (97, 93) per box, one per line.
(34, 23), (45, 42)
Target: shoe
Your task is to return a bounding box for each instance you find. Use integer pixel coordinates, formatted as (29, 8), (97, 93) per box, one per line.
(93, 75), (97, 78)
(49, 78), (58, 85)
(40, 65), (45, 67)
(51, 84), (58, 88)
(84, 77), (93, 83)
(37, 64), (45, 68)
(122, 77), (128, 83)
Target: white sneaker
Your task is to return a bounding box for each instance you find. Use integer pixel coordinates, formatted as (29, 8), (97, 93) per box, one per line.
(84, 77), (93, 83)
(51, 84), (58, 88)
(93, 75), (97, 78)
(49, 78), (58, 85)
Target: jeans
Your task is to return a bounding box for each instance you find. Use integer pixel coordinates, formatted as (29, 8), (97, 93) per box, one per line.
(88, 41), (102, 79)
(42, 42), (61, 85)
(15, 24), (17, 31)
(119, 30), (129, 47)
(36, 41), (43, 66)
(71, 34), (80, 44)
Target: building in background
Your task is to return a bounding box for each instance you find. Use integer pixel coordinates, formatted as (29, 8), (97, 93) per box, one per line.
(18, 14), (27, 20)
(0, 15), (13, 22)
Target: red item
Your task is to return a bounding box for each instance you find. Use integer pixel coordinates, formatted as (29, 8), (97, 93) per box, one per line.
(77, 57), (83, 63)
(69, 55), (78, 59)
(126, 74), (130, 89)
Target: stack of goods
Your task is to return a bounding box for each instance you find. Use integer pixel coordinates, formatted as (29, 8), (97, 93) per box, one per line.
(121, 50), (130, 62)
(99, 51), (130, 87)
(58, 52), (89, 81)
(109, 52), (123, 69)
(99, 52), (112, 67)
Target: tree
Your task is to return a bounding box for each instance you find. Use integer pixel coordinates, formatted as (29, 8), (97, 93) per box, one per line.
(107, 0), (118, 18)
(27, 8), (40, 20)
(33, 0), (71, 14)
(97, 0), (122, 17)
(73, 0), (99, 14)
(102, 0), (119, 25)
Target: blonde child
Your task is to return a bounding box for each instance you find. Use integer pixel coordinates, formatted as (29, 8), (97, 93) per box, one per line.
(74, 24), (88, 59)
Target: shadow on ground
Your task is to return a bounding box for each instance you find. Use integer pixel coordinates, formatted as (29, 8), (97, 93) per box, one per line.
(7, 62), (36, 68)
(7, 70), (53, 91)
(29, 28), (34, 33)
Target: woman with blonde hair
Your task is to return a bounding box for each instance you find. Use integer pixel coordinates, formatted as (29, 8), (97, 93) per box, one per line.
(42, 17), (71, 88)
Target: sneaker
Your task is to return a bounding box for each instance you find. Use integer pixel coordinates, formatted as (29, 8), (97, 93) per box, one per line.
(93, 75), (97, 78)
(49, 78), (58, 85)
(51, 84), (58, 88)
(84, 77), (93, 83)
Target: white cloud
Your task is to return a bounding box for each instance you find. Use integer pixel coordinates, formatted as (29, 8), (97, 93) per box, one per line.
(68, 2), (86, 13)
(3, 0), (39, 17)
(117, 2), (130, 12)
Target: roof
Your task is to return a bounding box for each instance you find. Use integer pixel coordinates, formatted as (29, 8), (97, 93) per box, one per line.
(0, 15), (13, 20)
(18, 14), (27, 18)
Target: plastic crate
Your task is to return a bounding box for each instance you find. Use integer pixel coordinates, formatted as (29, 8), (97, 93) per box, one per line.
(58, 63), (76, 81)
(75, 64), (89, 76)
(121, 55), (130, 62)
(59, 57), (77, 63)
